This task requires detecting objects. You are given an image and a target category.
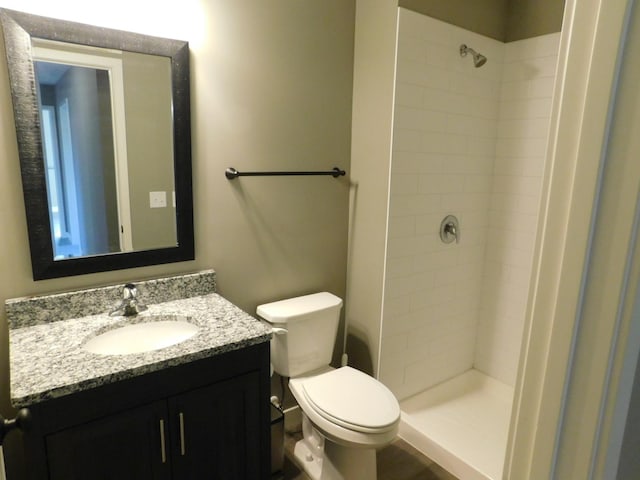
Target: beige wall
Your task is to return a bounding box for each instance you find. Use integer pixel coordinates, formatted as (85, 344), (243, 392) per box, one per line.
(0, 0), (354, 430)
(399, 0), (564, 42)
(506, 0), (565, 42)
(399, 0), (509, 41)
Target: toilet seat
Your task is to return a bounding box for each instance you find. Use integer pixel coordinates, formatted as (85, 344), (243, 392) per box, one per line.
(290, 367), (400, 448)
(298, 367), (400, 434)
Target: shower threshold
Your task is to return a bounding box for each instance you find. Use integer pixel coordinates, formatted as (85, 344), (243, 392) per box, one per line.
(398, 369), (514, 480)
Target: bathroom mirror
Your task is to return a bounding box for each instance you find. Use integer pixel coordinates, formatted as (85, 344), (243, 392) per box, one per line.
(0, 9), (194, 280)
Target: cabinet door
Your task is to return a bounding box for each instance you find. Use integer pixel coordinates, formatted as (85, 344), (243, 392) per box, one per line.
(169, 371), (264, 479)
(46, 400), (172, 480)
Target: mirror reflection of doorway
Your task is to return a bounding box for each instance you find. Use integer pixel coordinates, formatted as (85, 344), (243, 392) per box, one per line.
(40, 101), (82, 259)
(34, 43), (133, 259)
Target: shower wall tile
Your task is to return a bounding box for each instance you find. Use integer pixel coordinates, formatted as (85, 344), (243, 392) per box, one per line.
(499, 97), (554, 120)
(392, 151), (443, 174)
(475, 32), (561, 386)
(390, 173), (419, 194)
(381, 9), (504, 400)
(381, 8), (561, 399)
(388, 215), (416, 239)
(503, 33), (560, 62)
(497, 117), (550, 139)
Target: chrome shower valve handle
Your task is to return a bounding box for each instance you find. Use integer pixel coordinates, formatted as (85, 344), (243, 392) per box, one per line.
(440, 215), (460, 244)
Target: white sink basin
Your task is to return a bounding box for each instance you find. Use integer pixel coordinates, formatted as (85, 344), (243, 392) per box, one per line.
(83, 315), (198, 355)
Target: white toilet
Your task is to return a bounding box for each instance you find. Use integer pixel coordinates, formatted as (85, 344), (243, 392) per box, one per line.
(257, 292), (400, 480)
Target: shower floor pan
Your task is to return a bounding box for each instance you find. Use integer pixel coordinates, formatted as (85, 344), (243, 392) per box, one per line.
(399, 369), (514, 480)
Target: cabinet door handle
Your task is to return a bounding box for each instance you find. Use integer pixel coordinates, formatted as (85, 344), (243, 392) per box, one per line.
(179, 412), (186, 456)
(159, 419), (167, 463)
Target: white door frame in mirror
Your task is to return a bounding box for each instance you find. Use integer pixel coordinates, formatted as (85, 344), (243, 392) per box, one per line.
(32, 40), (133, 253)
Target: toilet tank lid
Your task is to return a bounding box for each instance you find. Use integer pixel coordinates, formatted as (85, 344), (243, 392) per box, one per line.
(256, 292), (342, 323)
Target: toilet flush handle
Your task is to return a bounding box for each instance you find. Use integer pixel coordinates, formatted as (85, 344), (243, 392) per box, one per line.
(271, 327), (287, 335)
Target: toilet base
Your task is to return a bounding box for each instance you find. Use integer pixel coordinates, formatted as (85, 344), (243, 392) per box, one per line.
(293, 414), (377, 480)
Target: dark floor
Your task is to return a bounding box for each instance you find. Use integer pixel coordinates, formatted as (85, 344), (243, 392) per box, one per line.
(279, 432), (458, 480)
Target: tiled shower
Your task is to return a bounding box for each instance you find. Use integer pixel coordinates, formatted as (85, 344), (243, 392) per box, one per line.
(378, 9), (560, 479)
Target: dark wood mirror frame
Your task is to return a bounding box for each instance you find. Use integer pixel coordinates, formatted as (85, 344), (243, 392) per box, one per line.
(0, 8), (194, 280)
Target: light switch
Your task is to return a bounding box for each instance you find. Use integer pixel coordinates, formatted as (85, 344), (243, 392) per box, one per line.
(149, 191), (167, 208)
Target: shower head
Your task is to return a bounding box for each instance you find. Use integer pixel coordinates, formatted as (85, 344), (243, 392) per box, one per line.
(460, 44), (487, 68)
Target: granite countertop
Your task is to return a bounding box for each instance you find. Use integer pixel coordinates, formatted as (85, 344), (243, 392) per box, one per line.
(9, 293), (271, 408)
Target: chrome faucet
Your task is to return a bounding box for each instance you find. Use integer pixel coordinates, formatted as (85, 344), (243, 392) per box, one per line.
(109, 283), (148, 316)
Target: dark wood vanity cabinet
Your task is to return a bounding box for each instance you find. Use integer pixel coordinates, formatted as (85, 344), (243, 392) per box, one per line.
(21, 342), (270, 480)
(167, 372), (262, 478)
(46, 400), (170, 480)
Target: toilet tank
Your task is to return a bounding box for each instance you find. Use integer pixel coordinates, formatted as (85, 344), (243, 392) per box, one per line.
(257, 292), (343, 378)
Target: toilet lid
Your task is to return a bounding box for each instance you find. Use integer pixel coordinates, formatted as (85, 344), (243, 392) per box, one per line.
(300, 367), (400, 433)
